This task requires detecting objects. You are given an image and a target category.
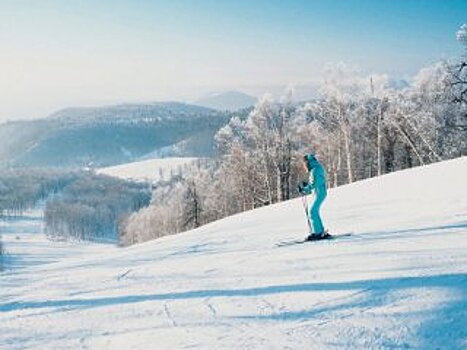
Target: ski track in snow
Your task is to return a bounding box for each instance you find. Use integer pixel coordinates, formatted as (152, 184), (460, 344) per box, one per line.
(1, 157), (467, 349)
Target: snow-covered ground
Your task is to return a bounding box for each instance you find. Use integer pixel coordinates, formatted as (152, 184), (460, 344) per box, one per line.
(0, 210), (115, 273)
(1, 157), (467, 349)
(97, 157), (198, 182)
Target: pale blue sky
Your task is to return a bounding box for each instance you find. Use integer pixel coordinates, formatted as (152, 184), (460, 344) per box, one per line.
(0, 0), (465, 120)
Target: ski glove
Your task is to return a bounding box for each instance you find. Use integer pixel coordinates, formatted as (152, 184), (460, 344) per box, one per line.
(299, 181), (316, 195)
(298, 181), (308, 194)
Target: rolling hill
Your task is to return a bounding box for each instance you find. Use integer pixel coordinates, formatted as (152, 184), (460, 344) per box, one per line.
(0, 102), (229, 168)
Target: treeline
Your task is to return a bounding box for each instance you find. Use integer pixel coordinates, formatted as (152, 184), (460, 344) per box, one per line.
(45, 174), (151, 242)
(0, 168), (78, 217)
(119, 160), (216, 245)
(0, 167), (151, 247)
(121, 31), (466, 245)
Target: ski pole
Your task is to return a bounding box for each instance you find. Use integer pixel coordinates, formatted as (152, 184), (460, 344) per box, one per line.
(300, 193), (313, 233)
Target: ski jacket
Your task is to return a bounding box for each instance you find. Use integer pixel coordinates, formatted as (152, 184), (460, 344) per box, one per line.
(302, 157), (327, 195)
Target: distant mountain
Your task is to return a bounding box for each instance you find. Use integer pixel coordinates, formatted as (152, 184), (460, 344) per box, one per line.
(49, 102), (216, 123)
(194, 91), (257, 111)
(0, 102), (229, 168)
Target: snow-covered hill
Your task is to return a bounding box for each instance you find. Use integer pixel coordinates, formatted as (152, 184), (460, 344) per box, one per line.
(0, 102), (228, 167)
(1, 158), (466, 349)
(97, 157), (198, 183)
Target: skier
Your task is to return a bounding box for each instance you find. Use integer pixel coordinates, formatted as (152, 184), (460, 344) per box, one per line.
(298, 154), (328, 241)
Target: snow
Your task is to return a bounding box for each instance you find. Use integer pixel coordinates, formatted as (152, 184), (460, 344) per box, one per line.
(1, 157), (467, 349)
(97, 157), (198, 182)
(0, 210), (114, 272)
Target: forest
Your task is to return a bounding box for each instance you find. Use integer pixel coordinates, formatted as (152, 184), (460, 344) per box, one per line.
(0, 168), (151, 243)
(0, 168), (79, 217)
(120, 31), (466, 245)
(44, 174), (151, 242)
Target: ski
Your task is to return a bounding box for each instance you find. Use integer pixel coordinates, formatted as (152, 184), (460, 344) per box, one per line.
(276, 233), (353, 247)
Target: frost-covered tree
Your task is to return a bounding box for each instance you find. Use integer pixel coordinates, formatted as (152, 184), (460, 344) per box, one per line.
(299, 64), (389, 183)
(216, 94), (298, 205)
(120, 163), (220, 245)
(457, 24), (467, 44)
(318, 63), (370, 183)
(449, 24), (467, 127)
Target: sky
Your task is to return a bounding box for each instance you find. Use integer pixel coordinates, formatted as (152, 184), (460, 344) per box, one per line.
(0, 0), (466, 121)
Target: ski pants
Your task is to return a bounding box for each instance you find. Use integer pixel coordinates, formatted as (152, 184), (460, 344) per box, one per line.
(308, 185), (327, 234)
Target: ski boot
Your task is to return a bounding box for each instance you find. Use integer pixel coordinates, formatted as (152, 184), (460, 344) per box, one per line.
(306, 230), (330, 241)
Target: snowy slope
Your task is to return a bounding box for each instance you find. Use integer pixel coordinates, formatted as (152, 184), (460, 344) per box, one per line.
(1, 157), (467, 349)
(97, 157), (198, 182)
(0, 210), (114, 272)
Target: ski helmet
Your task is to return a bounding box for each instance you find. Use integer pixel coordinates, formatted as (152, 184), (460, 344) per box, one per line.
(304, 154), (317, 170)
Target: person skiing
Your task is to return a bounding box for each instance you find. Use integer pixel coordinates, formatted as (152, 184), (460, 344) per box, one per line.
(298, 154), (328, 240)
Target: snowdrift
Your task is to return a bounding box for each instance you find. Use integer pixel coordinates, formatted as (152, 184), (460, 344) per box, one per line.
(1, 157), (466, 349)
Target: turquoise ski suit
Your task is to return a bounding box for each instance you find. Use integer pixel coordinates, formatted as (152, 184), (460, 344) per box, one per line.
(301, 156), (327, 234)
